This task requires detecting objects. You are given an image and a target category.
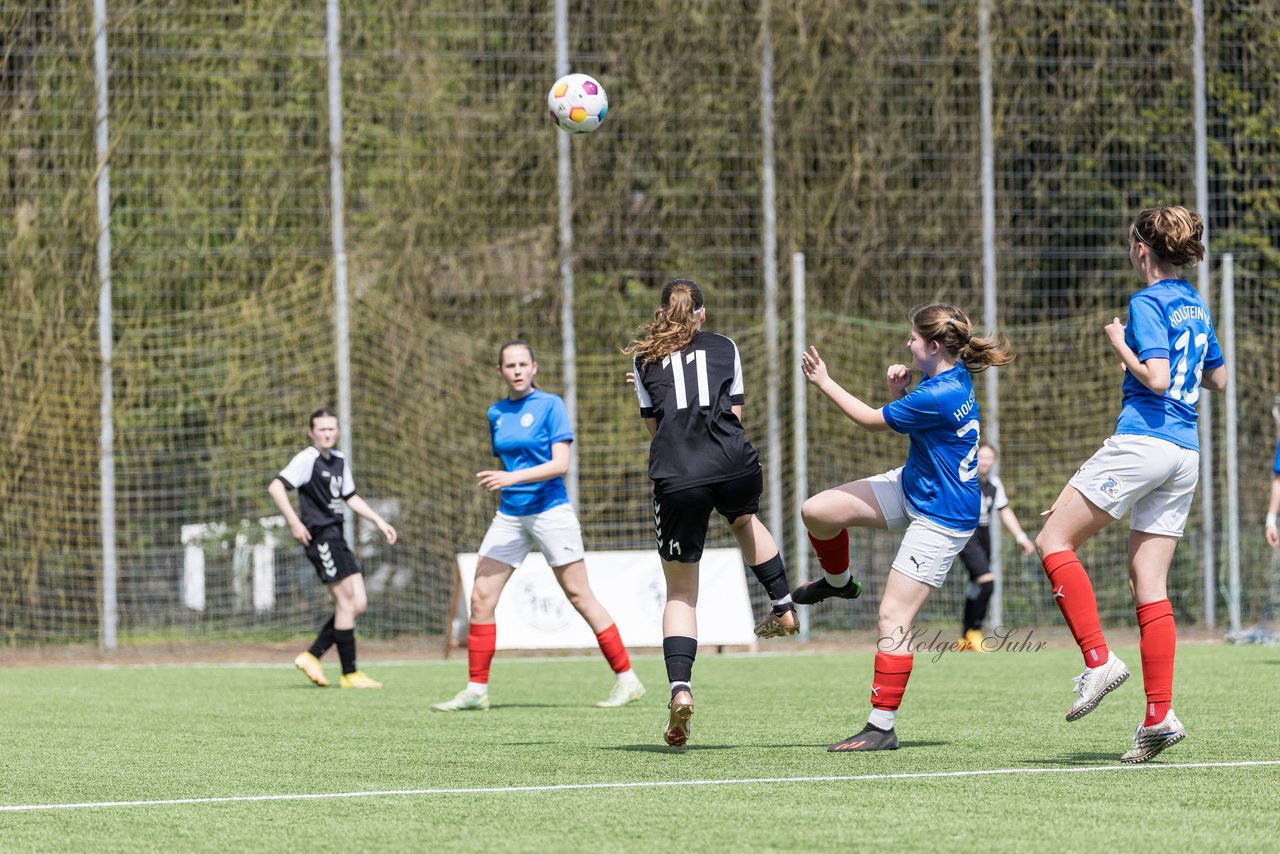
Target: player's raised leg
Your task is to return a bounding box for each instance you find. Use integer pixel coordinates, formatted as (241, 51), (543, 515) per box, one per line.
(727, 513), (798, 638)
(1036, 485), (1128, 720)
(794, 480), (886, 605)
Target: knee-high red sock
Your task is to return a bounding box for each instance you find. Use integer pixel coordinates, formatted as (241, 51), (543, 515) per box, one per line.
(808, 529), (850, 576)
(595, 623), (631, 674)
(1137, 599), (1175, 726)
(871, 652), (914, 711)
(468, 622), (497, 684)
(1042, 550), (1108, 667)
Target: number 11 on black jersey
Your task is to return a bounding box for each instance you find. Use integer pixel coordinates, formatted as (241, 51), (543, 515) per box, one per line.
(663, 350), (709, 410)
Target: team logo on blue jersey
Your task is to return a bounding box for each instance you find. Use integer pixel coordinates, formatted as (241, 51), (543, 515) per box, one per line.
(520, 413), (534, 428)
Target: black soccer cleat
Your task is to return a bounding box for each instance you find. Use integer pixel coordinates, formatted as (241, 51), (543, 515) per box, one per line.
(828, 723), (898, 752)
(791, 576), (863, 605)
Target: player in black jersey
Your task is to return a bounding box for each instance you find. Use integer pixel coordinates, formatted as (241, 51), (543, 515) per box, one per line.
(955, 443), (1034, 652)
(267, 407), (398, 689)
(627, 278), (796, 747)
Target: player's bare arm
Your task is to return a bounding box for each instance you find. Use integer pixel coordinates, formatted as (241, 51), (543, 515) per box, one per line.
(345, 494), (397, 545)
(477, 441), (572, 492)
(886, 363), (912, 400)
(267, 478), (311, 546)
(801, 345), (889, 432)
(1200, 364), (1228, 392)
(1104, 317), (1170, 393)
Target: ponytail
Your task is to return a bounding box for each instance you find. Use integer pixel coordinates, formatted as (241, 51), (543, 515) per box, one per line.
(911, 303), (1014, 373)
(624, 278), (706, 366)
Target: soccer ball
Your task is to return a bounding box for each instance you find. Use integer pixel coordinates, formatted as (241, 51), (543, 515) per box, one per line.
(547, 73), (608, 134)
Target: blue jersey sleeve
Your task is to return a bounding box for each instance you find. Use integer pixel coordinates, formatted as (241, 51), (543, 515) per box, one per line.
(547, 394), (574, 445)
(1273, 439), (1280, 476)
(488, 404), (500, 458)
(1127, 294), (1171, 362)
(882, 384), (943, 434)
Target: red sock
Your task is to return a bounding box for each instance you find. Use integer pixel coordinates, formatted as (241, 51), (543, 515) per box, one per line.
(595, 623), (631, 674)
(871, 651), (914, 711)
(1042, 550), (1108, 667)
(808, 529), (850, 576)
(1137, 599), (1175, 726)
(468, 622), (497, 683)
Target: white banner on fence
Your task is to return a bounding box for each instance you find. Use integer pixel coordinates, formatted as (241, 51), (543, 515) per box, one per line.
(449, 548), (756, 650)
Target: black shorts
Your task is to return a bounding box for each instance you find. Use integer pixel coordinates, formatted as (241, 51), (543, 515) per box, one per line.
(957, 526), (991, 582)
(653, 468), (762, 564)
(304, 527), (362, 584)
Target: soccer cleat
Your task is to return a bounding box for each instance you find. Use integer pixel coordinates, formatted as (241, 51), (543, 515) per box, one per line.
(338, 671), (382, 689)
(664, 690), (694, 747)
(754, 608), (800, 639)
(1066, 652), (1129, 721)
(596, 678), (646, 708)
(430, 688), (491, 712)
(964, 629), (989, 653)
(1120, 710), (1186, 763)
(293, 651), (329, 687)
(791, 576), (863, 605)
(828, 722), (899, 752)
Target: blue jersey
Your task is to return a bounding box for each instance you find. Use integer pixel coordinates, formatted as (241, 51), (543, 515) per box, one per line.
(881, 364), (981, 532)
(1114, 279), (1223, 451)
(1273, 439), (1280, 476)
(488, 389), (573, 516)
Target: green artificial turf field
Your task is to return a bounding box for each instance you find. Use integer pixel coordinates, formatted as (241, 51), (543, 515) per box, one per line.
(3, 643), (1278, 851)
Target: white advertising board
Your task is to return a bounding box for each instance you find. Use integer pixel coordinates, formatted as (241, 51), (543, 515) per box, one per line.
(448, 548), (756, 650)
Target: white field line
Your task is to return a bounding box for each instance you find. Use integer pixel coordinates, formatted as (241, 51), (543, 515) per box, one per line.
(4, 760), (1279, 813)
(78, 653), (741, 671)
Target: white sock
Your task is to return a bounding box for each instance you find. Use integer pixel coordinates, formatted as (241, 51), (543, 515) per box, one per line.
(616, 669), (638, 682)
(868, 708), (896, 730)
(772, 594), (793, 609)
(670, 680), (691, 695)
(467, 681), (489, 696)
(826, 570), (852, 588)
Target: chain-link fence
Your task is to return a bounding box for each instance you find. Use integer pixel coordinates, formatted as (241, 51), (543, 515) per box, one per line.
(3, 0), (1278, 647)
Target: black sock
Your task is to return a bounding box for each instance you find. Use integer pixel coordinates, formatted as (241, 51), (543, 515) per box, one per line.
(749, 554), (792, 609)
(663, 635), (697, 687)
(334, 628), (357, 675)
(308, 616), (336, 658)
(964, 580), (994, 632)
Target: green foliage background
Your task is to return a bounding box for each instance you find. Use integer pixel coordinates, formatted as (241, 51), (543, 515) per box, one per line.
(2, 1), (1278, 643)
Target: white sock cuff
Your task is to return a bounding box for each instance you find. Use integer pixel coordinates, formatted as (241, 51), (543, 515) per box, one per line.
(868, 708), (896, 730)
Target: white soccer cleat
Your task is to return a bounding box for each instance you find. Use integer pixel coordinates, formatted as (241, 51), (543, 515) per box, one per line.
(596, 678), (646, 708)
(431, 688), (491, 712)
(1121, 710), (1186, 763)
(1066, 652), (1129, 721)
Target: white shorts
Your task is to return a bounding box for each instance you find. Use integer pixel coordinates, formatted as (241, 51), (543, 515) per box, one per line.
(477, 503), (586, 568)
(1069, 434), (1199, 537)
(867, 468), (975, 588)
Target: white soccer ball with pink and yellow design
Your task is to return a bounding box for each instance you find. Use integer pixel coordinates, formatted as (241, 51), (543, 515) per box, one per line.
(547, 73), (608, 134)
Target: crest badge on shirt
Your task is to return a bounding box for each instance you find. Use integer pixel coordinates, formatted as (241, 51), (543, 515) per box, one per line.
(1098, 474), (1121, 499)
(520, 413), (534, 428)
